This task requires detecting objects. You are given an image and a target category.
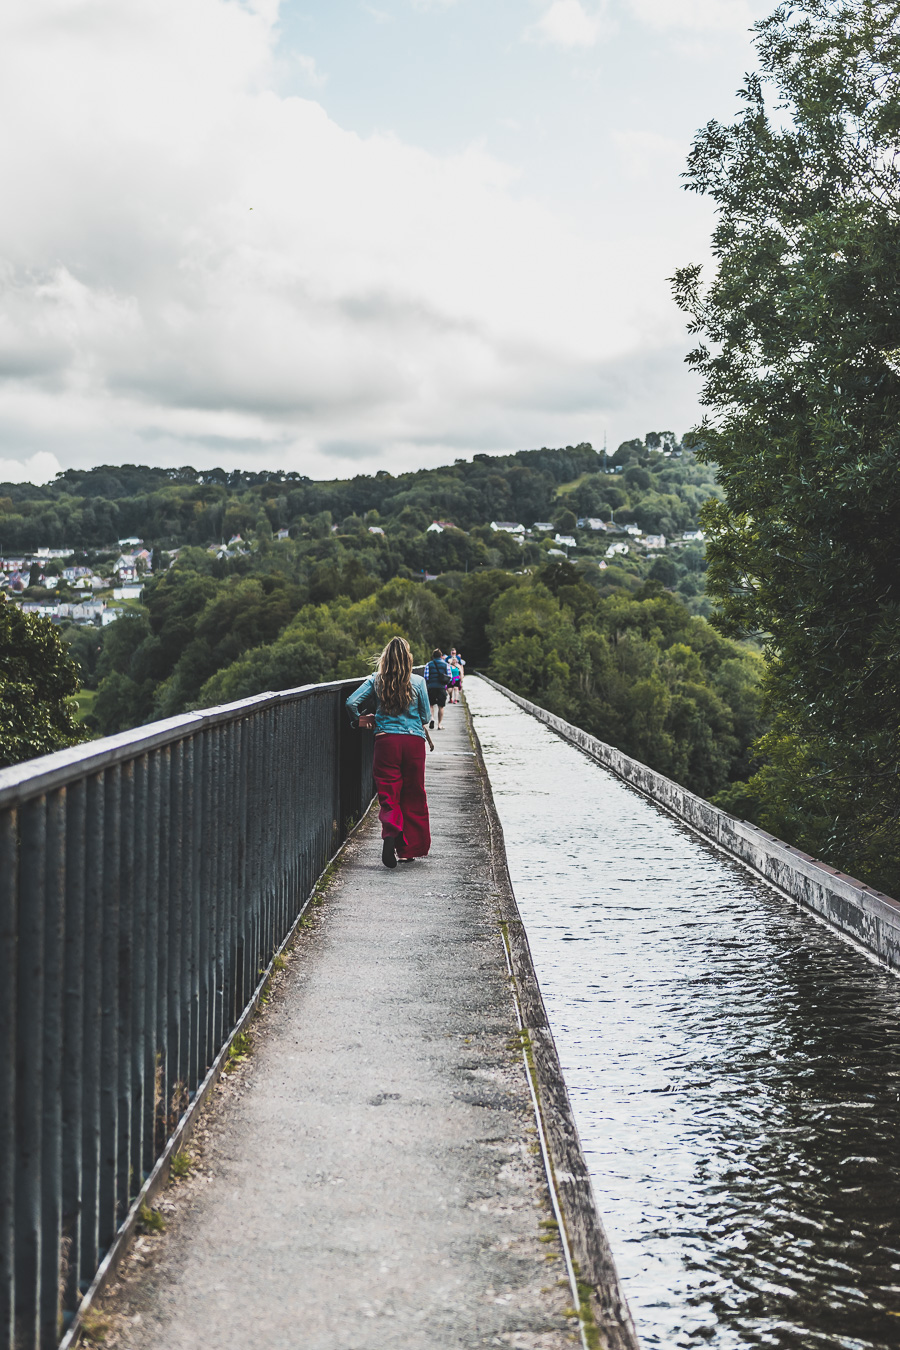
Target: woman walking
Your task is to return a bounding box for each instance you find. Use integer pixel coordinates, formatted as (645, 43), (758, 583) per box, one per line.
(346, 637), (432, 868)
(447, 652), (462, 704)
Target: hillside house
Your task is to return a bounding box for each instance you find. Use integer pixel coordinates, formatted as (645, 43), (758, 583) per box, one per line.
(490, 521), (525, 535)
(114, 548), (151, 582)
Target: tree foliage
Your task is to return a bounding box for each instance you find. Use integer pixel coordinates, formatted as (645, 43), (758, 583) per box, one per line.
(487, 566), (762, 799)
(0, 440), (717, 554)
(672, 0), (900, 891)
(0, 598), (88, 766)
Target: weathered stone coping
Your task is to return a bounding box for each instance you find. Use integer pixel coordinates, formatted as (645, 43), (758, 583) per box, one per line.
(465, 694), (641, 1350)
(476, 675), (900, 975)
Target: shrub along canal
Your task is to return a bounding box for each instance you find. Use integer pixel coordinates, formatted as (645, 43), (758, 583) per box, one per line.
(466, 676), (900, 1350)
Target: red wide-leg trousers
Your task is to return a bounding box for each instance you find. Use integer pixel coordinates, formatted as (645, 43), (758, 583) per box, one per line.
(373, 734), (431, 859)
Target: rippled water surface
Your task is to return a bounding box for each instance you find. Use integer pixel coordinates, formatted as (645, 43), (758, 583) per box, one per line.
(466, 678), (900, 1350)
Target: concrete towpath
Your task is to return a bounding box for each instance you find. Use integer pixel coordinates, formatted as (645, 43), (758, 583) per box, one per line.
(99, 698), (581, 1350)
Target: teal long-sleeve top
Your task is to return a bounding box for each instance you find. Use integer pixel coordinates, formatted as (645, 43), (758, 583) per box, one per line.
(346, 673), (431, 738)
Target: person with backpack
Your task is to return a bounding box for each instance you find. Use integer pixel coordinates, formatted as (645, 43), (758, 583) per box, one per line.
(423, 647), (451, 730)
(346, 636), (432, 868)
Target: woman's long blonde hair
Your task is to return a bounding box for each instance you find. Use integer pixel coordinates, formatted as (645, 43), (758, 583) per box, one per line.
(375, 636), (413, 716)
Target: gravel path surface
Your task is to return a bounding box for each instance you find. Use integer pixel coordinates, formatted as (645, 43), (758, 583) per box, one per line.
(97, 700), (576, 1350)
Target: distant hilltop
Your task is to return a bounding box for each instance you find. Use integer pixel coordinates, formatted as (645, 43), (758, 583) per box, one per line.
(0, 434), (713, 554)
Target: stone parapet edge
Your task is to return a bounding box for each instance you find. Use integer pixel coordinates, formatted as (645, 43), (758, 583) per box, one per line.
(476, 674), (900, 975)
(464, 692), (641, 1350)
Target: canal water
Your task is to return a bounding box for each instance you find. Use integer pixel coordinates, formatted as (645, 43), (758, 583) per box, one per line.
(464, 677), (900, 1350)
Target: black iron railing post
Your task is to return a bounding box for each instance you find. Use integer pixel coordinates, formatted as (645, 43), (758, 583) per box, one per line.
(142, 753), (160, 1179)
(165, 744), (183, 1134)
(116, 764), (134, 1231)
(98, 765), (120, 1262)
(211, 725), (226, 1058)
(79, 776), (103, 1289)
(129, 757), (147, 1214)
(155, 746), (171, 1151)
(0, 809), (17, 1350)
(61, 783), (85, 1318)
(40, 791), (65, 1350)
(191, 734), (206, 1094)
(182, 738), (199, 1100)
(15, 795), (46, 1350)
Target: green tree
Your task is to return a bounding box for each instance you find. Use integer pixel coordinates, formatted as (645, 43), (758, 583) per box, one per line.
(0, 599), (88, 765)
(672, 0), (900, 892)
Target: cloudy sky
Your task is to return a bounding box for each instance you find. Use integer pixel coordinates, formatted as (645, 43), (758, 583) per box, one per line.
(0, 0), (774, 484)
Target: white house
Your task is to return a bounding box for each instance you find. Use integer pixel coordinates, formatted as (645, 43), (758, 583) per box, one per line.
(427, 520), (456, 533)
(624, 524), (642, 536)
(532, 522), (554, 532)
(368, 525), (385, 536)
(490, 521), (525, 535)
(275, 528), (290, 540)
(605, 542), (630, 558)
(547, 548), (566, 558)
(554, 534), (576, 548)
(683, 530), (705, 542)
(643, 534), (666, 549)
(577, 518), (607, 531)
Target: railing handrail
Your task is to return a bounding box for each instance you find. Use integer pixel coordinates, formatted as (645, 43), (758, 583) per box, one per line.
(0, 677), (361, 808)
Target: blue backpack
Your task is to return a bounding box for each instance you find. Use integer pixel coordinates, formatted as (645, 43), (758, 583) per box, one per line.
(425, 658), (450, 686)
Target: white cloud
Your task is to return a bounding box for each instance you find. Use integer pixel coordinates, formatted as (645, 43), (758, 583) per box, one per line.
(524, 0), (610, 48)
(0, 452), (62, 485)
(628, 0), (755, 33)
(0, 0), (696, 476)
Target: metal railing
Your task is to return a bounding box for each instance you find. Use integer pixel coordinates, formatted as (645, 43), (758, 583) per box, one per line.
(0, 677), (374, 1350)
